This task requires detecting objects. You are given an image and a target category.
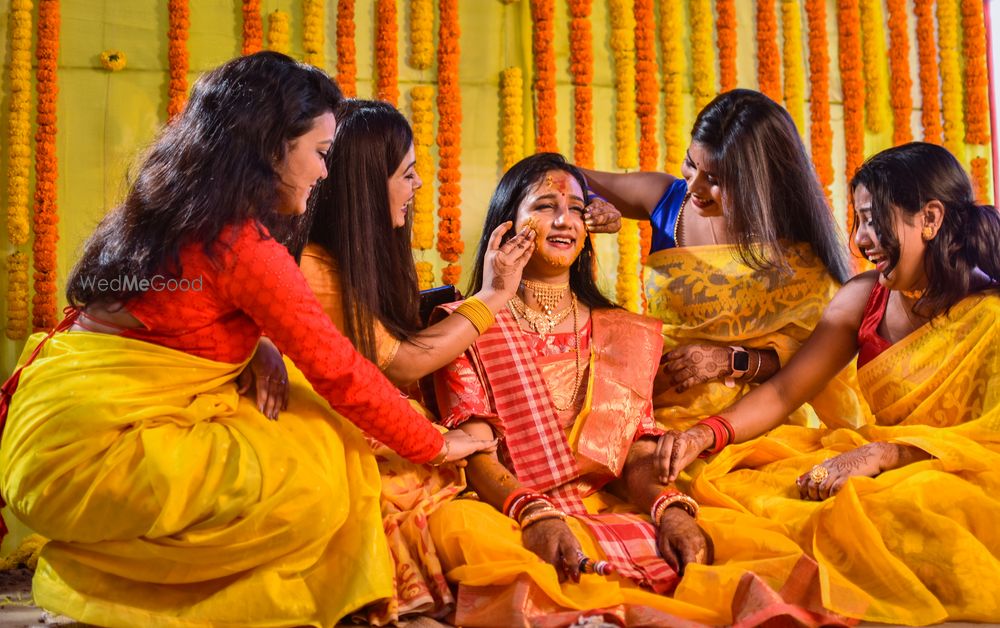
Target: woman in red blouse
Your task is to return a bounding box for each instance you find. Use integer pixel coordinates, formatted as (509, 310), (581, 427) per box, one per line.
(0, 52), (493, 627)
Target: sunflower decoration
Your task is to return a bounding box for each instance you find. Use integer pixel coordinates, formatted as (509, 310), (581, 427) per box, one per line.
(100, 49), (127, 71)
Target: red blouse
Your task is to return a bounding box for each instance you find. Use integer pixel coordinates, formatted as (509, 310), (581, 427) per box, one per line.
(856, 280), (893, 369)
(122, 220), (443, 463)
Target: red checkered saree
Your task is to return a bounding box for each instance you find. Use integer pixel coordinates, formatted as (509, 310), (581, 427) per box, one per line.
(435, 305), (679, 593)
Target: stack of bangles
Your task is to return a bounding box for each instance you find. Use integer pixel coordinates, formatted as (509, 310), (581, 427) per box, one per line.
(454, 296), (495, 335)
(650, 488), (699, 526)
(502, 487), (566, 529)
(696, 415), (736, 458)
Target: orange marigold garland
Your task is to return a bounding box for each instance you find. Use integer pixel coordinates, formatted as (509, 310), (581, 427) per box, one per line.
(717, 0), (737, 92)
(755, 0), (781, 102)
(531, 0), (557, 153)
(960, 0), (990, 145)
(971, 157), (992, 204)
(635, 0), (658, 173)
(689, 0), (716, 112)
(837, 0), (864, 250)
(568, 0), (594, 168)
(242, 0), (263, 55)
(937, 0), (964, 157)
(634, 0), (656, 273)
(167, 0), (189, 121)
(6, 0), (32, 339)
(411, 86), (436, 289)
(337, 0), (357, 97)
(267, 11), (290, 54)
(437, 0), (463, 286)
(303, 0), (325, 69)
(661, 1), (686, 173)
(914, 0), (942, 144)
(886, 0), (913, 144)
(781, 0), (805, 133)
(500, 67), (525, 171)
(805, 0), (834, 199)
(376, 0), (399, 106)
(859, 0), (887, 133)
(33, 0), (60, 331)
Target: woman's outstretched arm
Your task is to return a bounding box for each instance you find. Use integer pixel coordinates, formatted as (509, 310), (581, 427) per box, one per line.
(658, 272), (878, 482)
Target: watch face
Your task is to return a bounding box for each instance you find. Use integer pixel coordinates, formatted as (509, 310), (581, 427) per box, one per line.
(733, 350), (750, 372)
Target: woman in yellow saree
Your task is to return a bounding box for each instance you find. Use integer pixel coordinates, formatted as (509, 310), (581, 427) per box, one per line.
(583, 89), (866, 432)
(660, 142), (1000, 624)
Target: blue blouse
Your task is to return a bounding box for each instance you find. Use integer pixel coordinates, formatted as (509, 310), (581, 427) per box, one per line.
(648, 178), (688, 253)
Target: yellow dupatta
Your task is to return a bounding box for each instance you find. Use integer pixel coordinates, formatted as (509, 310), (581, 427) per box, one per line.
(0, 330), (391, 628)
(646, 242), (868, 430)
(688, 292), (1000, 624)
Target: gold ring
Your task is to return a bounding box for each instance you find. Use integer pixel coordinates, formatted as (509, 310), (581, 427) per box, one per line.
(809, 465), (829, 484)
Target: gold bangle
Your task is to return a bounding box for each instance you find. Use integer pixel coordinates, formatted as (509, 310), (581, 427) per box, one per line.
(653, 494), (699, 525)
(519, 508), (566, 529)
(454, 296), (495, 335)
(429, 439), (450, 466)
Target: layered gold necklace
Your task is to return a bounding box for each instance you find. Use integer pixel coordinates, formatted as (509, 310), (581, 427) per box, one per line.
(508, 291), (584, 412)
(508, 279), (572, 338)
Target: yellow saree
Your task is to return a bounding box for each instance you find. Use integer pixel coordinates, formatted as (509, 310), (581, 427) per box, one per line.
(0, 331), (391, 628)
(646, 243), (868, 430)
(688, 292), (1000, 624)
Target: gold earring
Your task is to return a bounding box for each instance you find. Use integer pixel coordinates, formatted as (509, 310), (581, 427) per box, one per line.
(921, 225), (934, 240)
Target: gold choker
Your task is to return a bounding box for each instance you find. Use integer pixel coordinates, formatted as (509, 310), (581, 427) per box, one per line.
(519, 279), (569, 316)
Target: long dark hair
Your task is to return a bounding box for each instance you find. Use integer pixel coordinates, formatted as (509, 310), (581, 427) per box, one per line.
(468, 153), (616, 311)
(691, 89), (850, 283)
(298, 99), (420, 362)
(851, 141), (1000, 317)
(66, 51), (343, 306)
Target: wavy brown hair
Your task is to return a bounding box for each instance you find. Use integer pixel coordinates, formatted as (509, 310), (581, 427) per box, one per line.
(691, 89), (851, 283)
(851, 142), (1000, 317)
(67, 51), (343, 306)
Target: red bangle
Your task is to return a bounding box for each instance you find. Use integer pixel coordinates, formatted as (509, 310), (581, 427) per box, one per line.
(696, 415), (735, 457)
(502, 487), (539, 518)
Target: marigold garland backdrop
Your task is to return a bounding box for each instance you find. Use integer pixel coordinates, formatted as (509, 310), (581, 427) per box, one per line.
(0, 0), (995, 375)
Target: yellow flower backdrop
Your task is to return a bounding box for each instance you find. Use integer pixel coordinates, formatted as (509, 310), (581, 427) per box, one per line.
(0, 0), (994, 371)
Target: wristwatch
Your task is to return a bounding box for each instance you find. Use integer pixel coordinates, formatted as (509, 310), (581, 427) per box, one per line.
(725, 346), (750, 388)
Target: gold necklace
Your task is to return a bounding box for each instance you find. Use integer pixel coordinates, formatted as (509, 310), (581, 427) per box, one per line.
(509, 294), (584, 412)
(519, 279), (569, 316)
(675, 191), (721, 246)
(674, 192), (690, 247)
(507, 294), (573, 338)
